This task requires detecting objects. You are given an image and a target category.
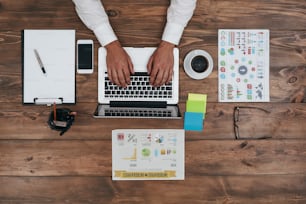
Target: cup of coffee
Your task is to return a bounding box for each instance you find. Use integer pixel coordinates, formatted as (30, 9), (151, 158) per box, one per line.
(183, 49), (213, 80)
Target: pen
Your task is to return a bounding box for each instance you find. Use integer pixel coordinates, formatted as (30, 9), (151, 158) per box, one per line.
(34, 49), (47, 75)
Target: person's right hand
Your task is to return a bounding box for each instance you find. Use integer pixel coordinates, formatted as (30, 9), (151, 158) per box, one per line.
(105, 40), (134, 87)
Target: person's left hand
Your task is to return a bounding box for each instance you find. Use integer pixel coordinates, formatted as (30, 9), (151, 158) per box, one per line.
(147, 41), (175, 86)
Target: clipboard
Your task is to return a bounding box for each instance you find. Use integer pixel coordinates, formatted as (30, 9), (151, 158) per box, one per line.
(22, 29), (76, 105)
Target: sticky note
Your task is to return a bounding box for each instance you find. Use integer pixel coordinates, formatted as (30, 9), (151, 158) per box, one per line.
(186, 100), (206, 114)
(188, 93), (207, 102)
(186, 93), (207, 117)
(184, 112), (204, 131)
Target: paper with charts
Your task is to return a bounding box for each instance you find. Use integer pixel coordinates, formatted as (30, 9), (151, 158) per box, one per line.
(112, 129), (184, 180)
(218, 29), (270, 102)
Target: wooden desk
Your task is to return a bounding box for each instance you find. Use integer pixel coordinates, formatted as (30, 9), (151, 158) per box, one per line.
(0, 0), (305, 203)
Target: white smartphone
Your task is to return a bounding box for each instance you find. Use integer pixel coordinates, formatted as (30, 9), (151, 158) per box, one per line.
(77, 39), (94, 74)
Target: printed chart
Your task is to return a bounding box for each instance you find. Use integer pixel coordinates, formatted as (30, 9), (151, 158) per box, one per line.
(112, 129), (184, 180)
(218, 29), (270, 102)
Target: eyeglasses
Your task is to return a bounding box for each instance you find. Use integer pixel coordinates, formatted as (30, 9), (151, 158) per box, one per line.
(233, 106), (272, 140)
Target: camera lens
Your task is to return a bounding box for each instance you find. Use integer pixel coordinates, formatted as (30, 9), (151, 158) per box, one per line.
(191, 55), (208, 73)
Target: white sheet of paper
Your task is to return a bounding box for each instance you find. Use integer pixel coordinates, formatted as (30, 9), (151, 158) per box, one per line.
(112, 129), (185, 180)
(23, 29), (75, 104)
(218, 29), (270, 102)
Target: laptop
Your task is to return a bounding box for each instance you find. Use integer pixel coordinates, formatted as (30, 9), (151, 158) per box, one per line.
(94, 47), (181, 119)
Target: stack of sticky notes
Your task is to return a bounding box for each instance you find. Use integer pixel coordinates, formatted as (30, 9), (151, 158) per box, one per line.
(184, 93), (207, 131)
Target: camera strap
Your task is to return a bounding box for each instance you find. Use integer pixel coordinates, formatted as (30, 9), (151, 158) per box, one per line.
(48, 108), (76, 136)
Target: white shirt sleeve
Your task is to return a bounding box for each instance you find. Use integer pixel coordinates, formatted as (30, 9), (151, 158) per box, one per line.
(72, 0), (117, 46)
(162, 0), (197, 45)
(72, 0), (197, 46)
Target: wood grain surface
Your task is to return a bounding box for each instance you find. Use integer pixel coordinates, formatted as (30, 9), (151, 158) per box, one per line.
(0, 0), (305, 203)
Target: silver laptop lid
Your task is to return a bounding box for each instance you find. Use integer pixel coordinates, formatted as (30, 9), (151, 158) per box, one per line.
(98, 47), (179, 105)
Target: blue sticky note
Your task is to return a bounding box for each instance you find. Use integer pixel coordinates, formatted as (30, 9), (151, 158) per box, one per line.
(184, 112), (204, 131)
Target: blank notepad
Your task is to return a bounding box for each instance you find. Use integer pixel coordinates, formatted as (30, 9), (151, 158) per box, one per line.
(22, 29), (76, 105)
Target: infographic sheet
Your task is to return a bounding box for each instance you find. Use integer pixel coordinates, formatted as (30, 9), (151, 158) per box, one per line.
(112, 129), (185, 180)
(218, 29), (270, 102)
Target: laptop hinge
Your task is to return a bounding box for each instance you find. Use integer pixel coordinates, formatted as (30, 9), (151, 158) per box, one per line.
(110, 101), (167, 108)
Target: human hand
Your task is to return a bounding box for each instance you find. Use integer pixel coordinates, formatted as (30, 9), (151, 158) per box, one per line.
(147, 41), (175, 86)
(105, 40), (134, 87)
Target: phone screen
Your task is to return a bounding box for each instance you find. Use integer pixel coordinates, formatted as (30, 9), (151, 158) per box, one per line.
(78, 44), (93, 69)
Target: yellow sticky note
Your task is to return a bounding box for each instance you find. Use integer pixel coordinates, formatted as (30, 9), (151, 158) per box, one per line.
(188, 93), (207, 102)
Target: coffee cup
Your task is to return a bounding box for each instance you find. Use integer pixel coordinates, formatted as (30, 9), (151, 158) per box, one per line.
(183, 49), (213, 80)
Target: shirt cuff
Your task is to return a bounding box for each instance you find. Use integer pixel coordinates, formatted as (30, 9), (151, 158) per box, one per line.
(93, 22), (118, 46)
(162, 22), (185, 45)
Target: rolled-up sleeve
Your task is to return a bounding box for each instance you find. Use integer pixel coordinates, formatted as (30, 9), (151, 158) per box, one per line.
(72, 0), (117, 46)
(162, 0), (197, 45)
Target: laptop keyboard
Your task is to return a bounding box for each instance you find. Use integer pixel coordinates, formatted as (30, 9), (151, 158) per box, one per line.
(104, 72), (173, 99)
(104, 108), (173, 117)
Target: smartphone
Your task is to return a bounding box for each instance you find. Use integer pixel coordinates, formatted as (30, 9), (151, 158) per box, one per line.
(77, 39), (94, 74)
